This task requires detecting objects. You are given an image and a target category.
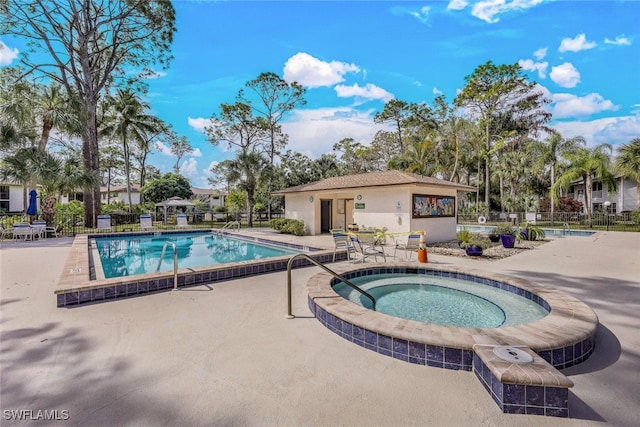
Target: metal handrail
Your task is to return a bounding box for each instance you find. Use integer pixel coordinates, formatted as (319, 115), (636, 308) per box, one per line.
(157, 241), (179, 290)
(562, 222), (570, 235)
(286, 253), (376, 318)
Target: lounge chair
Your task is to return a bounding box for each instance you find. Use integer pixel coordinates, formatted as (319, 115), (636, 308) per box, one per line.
(0, 224), (11, 241)
(140, 214), (155, 230)
(332, 229), (355, 262)
(12, 223), (33, 241)
(394, 233), (421, 260)
(97, 215), (112, 232)
(176, 214), (189, 228)
(31, 220), (47, 239)
(350, 234), (386, 262)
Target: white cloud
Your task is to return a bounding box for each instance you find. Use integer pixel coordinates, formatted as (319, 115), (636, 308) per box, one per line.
(604, 35), (631, 46)
(551, 113), (640, 147)
(551, 93), (618, 118)
(549, 62), (580, 88)
(534, 47), (547, 60)
(558, 33), (597, 52)
(471, 0), (544, 24)
(281, 107), (390, 157)
(334, 83), (394, 102)
(179, 157), (199, 178)
(283, 52), (360, 88)
(409, 6), (431, 24)
(154, 141), (173, 156)
(188, 116), (214, 132)
(447, 0), (469, 11)
(433, 87), (443, 95)
(0, 40), (19, 66)
(518, 59), (548, 78)
(203, 160), (219, 178)
(190, 148), (203, 158)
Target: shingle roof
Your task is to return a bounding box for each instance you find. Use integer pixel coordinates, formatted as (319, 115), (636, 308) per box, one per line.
(272, 170), (476, 194)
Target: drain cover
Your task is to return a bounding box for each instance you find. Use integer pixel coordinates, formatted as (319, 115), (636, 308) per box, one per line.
(493, 346), (534, 364)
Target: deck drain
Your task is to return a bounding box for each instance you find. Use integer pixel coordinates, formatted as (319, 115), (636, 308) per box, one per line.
(493, 346), (533, 364)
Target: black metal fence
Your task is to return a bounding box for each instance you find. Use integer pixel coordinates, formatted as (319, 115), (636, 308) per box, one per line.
(457, 211), (640, 232)
(0, 210), (283, 237)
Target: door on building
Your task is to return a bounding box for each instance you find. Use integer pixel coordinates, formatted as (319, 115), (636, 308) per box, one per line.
(321, 199), (332, 233)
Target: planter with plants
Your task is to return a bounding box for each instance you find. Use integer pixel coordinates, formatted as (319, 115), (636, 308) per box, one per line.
(519, 222), (546, 241)
(488, 228), (500, 242)
(494, 222), (518, 248)
(460, 233), (490, 256)
(456, 227), (473, 248)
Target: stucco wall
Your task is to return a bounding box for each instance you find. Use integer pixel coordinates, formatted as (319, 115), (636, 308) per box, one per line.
(284, 194), (316, 234)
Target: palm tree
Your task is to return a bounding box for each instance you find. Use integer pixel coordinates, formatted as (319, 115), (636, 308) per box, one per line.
(614, 138), (640, 210)
(532, 132), (585, 224)
(552, 145), (616, 227)
(102, 89), (158, 211)
(226, 149), (271, 227)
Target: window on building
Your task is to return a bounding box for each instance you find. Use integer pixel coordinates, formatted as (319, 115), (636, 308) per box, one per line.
(591, 182), (603, 191)
(0, 185), (9, 212)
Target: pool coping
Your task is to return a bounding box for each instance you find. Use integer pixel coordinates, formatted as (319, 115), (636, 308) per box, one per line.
(55, 230), (339, 307)
(307, 262), (599, 370)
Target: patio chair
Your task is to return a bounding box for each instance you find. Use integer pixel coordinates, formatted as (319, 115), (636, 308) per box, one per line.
(0, 224), (11, 241)
(97, 215), (112, 232)
(394, 232), (421, 260)
(332, 229), (355, 262)
(12, 223), (33, 241)
(139, 214), (155, 230)
(176, 214), (189, 228)
(31, 220), (47, 239)
(350, 234), (386, 263)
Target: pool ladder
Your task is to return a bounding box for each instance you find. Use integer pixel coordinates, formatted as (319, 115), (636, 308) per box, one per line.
(562, 222), (570, 236)
(157, 241), (179, 290)
(286, 253), (376, 318)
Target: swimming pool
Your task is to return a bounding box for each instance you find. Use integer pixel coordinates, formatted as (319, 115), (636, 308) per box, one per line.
(456, 224), (595, 237)
(94, 232), (300, 278)
(307, 263), (598, 371)
(333, 274), (548, 328)
(56, 230), (338, 307)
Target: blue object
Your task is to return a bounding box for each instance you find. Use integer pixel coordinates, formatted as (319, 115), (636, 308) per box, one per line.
(26, 189), (38, 215)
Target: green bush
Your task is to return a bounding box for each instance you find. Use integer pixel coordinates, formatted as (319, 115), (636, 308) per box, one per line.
(271, 218), (305, 236)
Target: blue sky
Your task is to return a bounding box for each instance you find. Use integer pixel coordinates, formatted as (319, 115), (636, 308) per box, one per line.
(1, 0), (639, 188)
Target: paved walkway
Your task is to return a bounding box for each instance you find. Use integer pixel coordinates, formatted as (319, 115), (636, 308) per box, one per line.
(1, 231), (639, 426)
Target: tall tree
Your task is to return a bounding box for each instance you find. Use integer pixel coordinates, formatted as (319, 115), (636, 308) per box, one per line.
(206, 102), (268, 152)
(225, 149), (271, 228)
(614, 138), (640, 210)
(167, 132), (194, 173)
(241, 72), (306, 164)
(455, 61), (551, 217)
(552, 145), (616, 226)
(532, 132), (585, 224)
(1, 0), (176, 225)
(373, 99), (412, 152)
(102, 88), (158, 211)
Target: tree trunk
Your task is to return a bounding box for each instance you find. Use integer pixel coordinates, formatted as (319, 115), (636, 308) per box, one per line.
(550, 162), (555, 226)
(584, 176), (592, 228)
(484, 123), (490, 218)
(82, 100), (101, 228)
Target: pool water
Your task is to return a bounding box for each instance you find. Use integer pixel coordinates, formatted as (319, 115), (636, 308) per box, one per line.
(94, 232), (300, 278)
(456, 225), (595, 237)
(333, 274), (548, 328)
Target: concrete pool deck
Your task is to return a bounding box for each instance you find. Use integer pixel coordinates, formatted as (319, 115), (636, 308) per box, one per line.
(1, 230), (639, 426)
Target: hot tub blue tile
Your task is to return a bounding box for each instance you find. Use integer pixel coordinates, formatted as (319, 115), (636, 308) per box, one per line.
(408, 341), (425, 359)
(503, 384), (526, 405)
(91, 288), (105, 301)
(427, 345), (444, 363)
(116, 285), (127, 297)
(65, 292), (79, 305)
(378, 347), (392, 357)
(138, 281), (148, 293)
(353, 326), (365, 342)
(526, 385), (544, 406)
(545, 387), (568, 408)
(445, 347), (462, 365)
(503, 404), (526, 414)
(526, 406), (545, 416)
(490, 374), (503, 401)
(393, 338), (408, 356)
(378, 334), (392, 351)
(538, 350), (552, 364)
(545, 408), (569, 417)
(552, 348), (565, 366)
(127, 283), (138, 295)
(365, 330), (377, 346)
(104, 286), (116, 299)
